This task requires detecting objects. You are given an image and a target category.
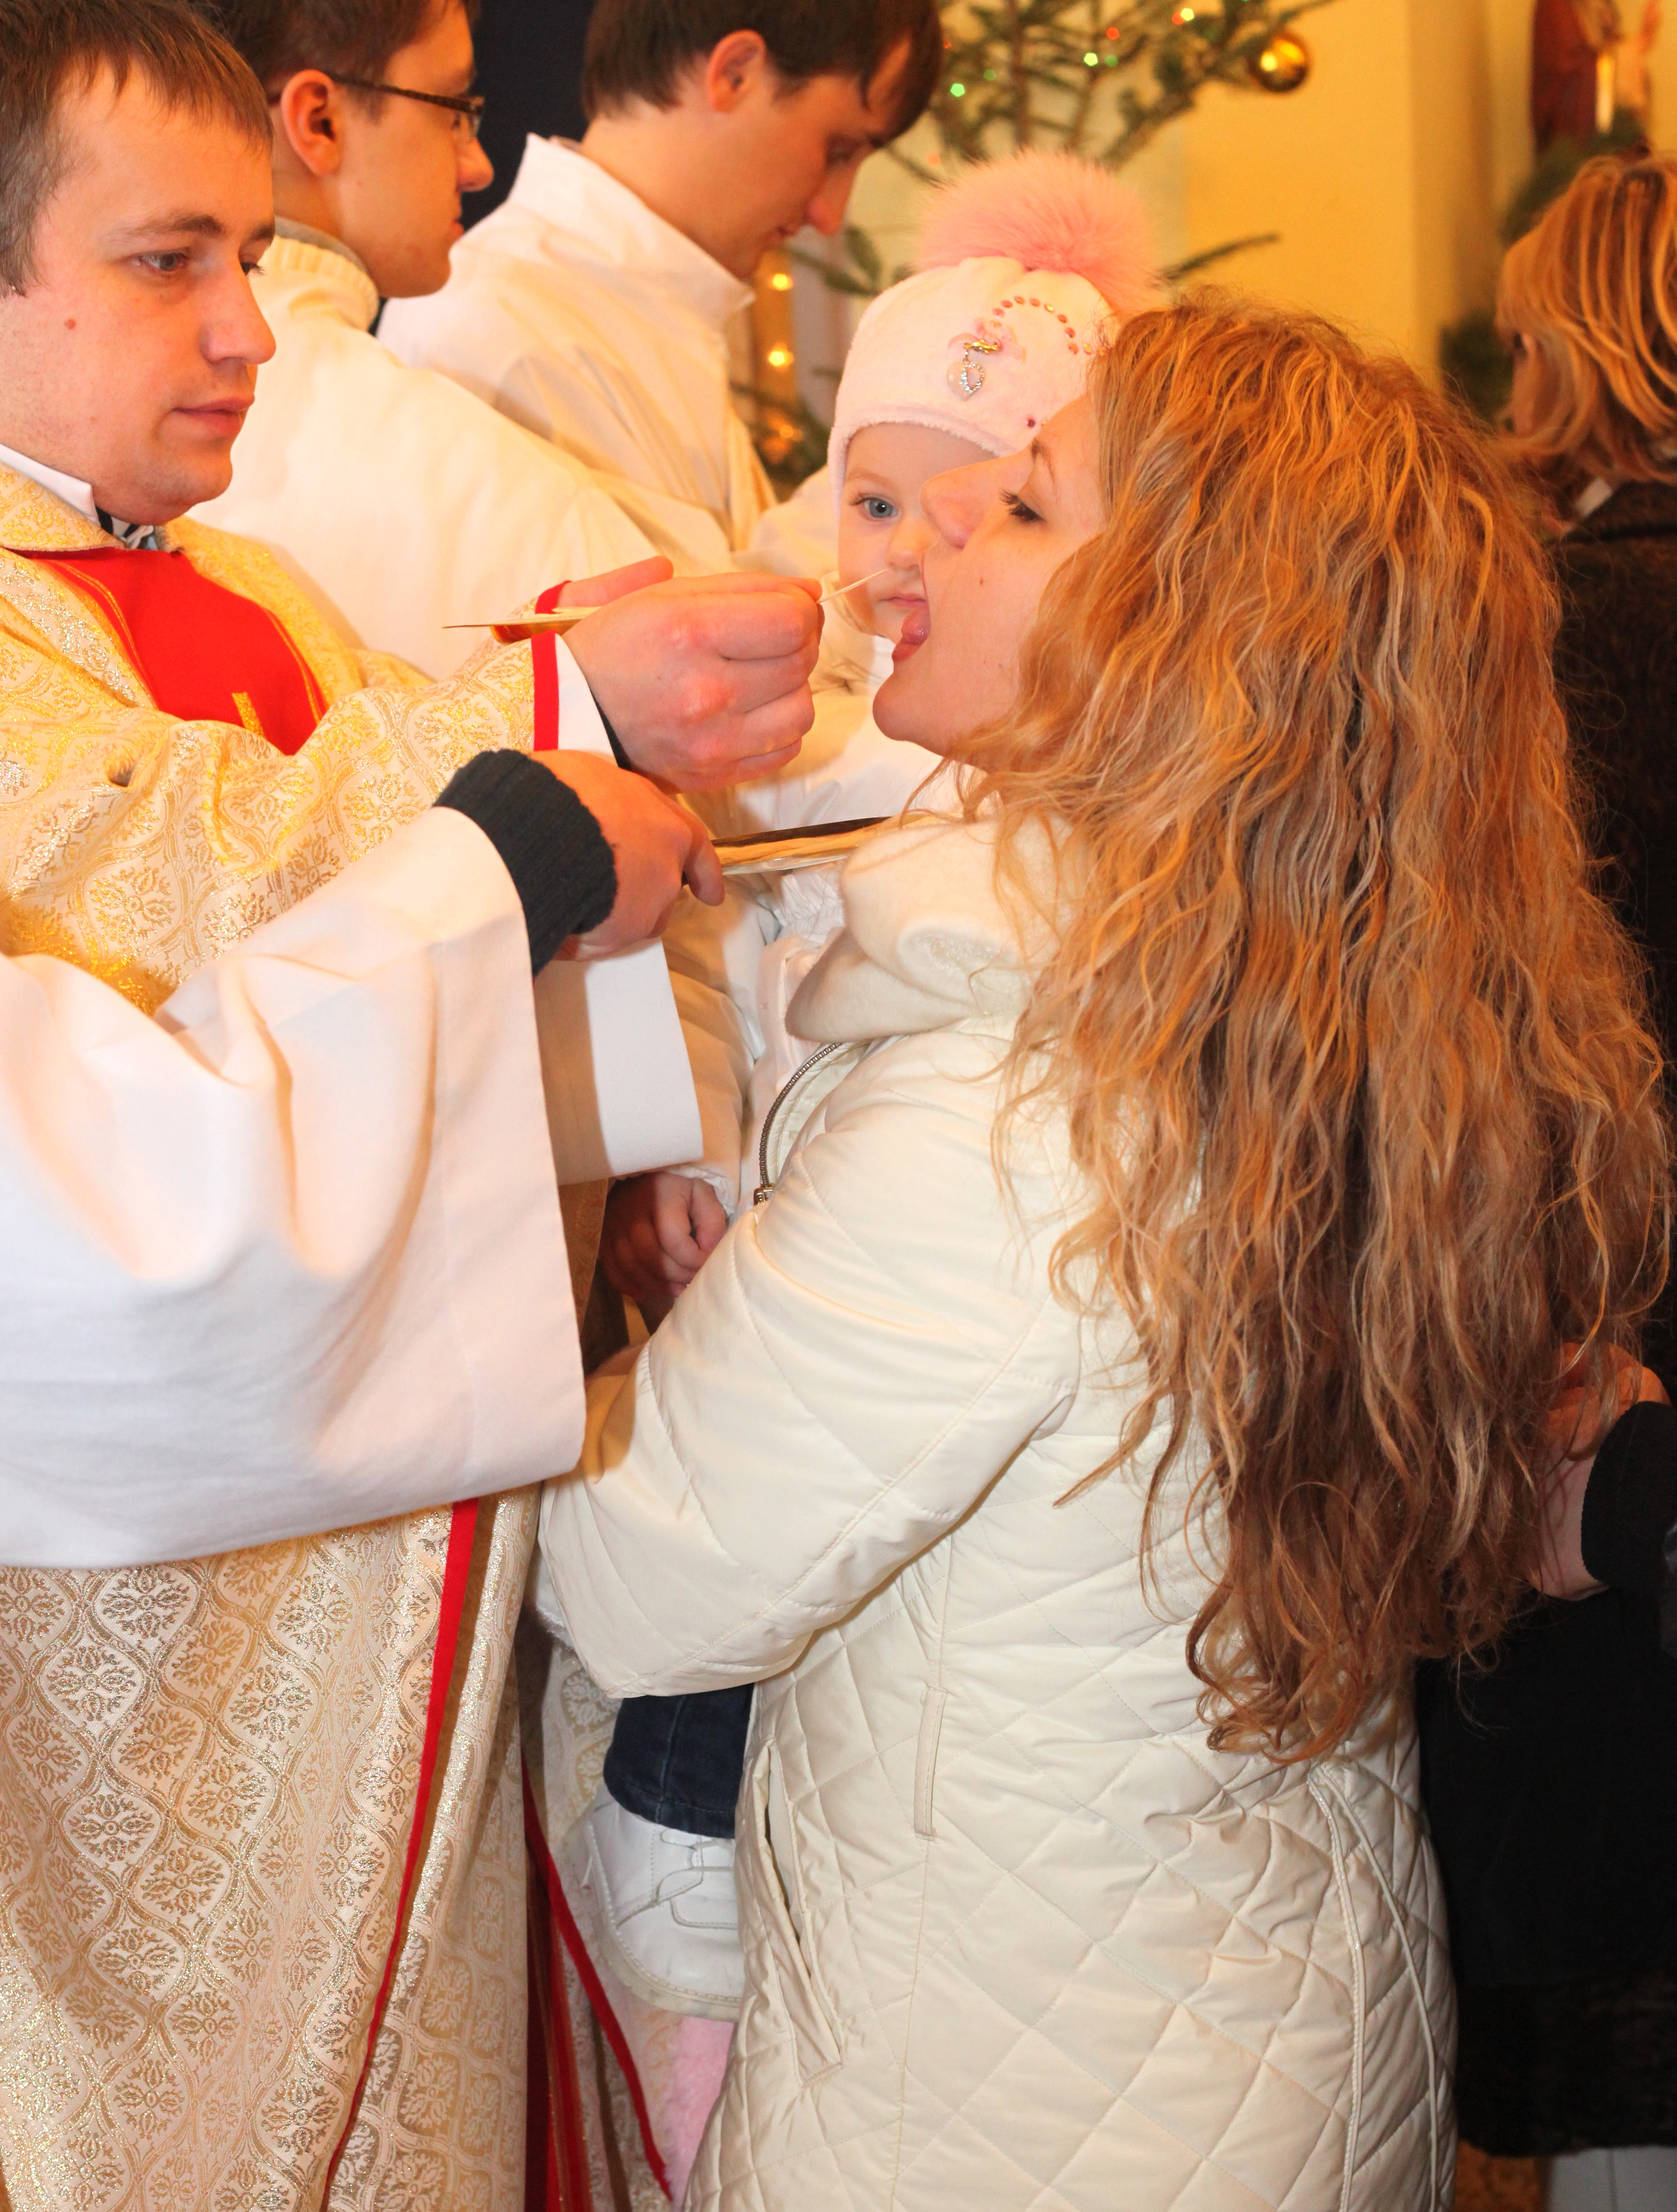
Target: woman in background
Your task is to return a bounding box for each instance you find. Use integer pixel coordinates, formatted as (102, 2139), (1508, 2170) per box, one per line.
(1505, 156), (1677, 1240)
(1420, 152), (1677, 2212)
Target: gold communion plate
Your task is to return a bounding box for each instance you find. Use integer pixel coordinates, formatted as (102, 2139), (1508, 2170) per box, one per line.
(712, 816), (885, 878)
(441, 608), (598, 640)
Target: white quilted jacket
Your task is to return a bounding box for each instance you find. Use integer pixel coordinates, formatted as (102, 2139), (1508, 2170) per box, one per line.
(538, 819), (1455, 2212)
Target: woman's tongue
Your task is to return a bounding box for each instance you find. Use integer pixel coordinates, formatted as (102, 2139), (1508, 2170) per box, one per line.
(893, 601), (930, 664)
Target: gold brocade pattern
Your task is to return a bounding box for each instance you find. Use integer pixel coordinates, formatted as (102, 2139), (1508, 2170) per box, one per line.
(0, 470), (548, 2209)
(0, 468), (533, 1011)
(0, 1516), (451, 2210)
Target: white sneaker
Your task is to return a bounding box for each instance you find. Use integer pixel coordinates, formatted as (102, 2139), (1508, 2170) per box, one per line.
(577, 1790), (744, 2021)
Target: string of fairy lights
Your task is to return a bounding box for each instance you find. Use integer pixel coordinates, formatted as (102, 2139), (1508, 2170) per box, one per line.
(928, 0), (1318, 170)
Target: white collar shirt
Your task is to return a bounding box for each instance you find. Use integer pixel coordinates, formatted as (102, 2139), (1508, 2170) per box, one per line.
(197, 221), (654, 678)
(0, 438), (101, 525)
(380, 137), (780, 569)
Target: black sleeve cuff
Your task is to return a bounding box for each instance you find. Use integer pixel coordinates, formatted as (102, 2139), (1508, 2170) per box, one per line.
(434, 749), (616, 971)
(1580, 1399), (1677, 1599)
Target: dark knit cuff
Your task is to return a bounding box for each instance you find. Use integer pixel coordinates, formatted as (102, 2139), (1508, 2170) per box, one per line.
(434, 749), (616, 970)
(1580, 1400), (1677, 1608)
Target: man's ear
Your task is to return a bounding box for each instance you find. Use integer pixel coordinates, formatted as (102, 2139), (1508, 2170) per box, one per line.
(273, 71), (348, 178)
(701, 29), (771, 113)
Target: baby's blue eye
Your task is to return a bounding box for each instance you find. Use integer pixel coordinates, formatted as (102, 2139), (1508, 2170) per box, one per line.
(860, 496), (896, 522)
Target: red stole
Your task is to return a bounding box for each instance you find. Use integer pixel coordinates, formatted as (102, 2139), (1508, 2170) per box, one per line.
(23, 546), (327, 755)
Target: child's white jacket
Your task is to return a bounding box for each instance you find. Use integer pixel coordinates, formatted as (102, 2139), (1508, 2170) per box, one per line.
(668, 584), (945, 1209)
(540, 817), (1455, 2212)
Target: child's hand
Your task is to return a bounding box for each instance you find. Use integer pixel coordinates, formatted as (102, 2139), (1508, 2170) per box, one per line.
(601, 1172), (728, 1311)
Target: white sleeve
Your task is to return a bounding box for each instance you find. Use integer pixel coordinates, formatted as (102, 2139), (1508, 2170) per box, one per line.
(0, 806), (581, 1570)
(529, 641), (704, 1182)
(381, 289), (741, 575)
(537, 1027), (1077, 1695)
(738, 464), (838, 580)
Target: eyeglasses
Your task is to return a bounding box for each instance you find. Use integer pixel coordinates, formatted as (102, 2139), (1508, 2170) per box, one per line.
(307, 73), (487, 141)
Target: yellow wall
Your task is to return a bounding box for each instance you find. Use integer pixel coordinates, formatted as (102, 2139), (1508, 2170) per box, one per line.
(829, 0), (1677, 395)
(1174, 0), (1677, 369)
(1173, 0), (1498, 365)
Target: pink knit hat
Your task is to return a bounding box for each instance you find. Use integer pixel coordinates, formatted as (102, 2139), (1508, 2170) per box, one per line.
(828, 151), (1161, 499)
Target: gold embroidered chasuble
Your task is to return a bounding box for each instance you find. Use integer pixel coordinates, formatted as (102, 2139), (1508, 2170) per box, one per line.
(0, 466), (546, 2210)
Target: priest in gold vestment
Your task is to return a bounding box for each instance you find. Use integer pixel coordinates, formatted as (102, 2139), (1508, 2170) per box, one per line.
(0, 3), (817, 2203)
(0, 456), (566, 2212)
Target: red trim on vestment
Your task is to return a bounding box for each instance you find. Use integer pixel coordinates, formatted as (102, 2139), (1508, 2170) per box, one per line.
(526, 1879), (582, 2209)
(22, 546), (327, 753)
(530, 584), (567, 753)
(532, 633), (560, 755)
(522, 1761), (672, 2200)
(322, 1496), (481, 2191)
(529, 1823), (594, 2208)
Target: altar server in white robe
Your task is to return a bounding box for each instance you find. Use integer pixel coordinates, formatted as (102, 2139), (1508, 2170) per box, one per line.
(200, 0), (657, 680)
(197, 0), (842, 1197)
(380, 0), (942, 576)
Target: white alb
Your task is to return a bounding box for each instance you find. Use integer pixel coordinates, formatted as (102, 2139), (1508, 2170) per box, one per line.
(199, 227), (653, 677)
(381, 139), (835, 577)
(0, 807), (579, 1568)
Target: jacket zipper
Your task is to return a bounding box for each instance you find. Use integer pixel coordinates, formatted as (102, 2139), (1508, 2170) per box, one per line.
(753, 1042), (849, 1205)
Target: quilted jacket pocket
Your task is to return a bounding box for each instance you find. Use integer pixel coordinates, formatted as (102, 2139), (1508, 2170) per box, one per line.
(742, 1742), (843, 2082)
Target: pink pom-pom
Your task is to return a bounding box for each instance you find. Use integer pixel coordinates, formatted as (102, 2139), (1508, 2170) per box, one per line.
(915, 150), (1162, 318)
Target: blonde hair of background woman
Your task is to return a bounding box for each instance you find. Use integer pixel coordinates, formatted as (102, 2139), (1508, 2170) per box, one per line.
(970, 298), (1670, 1762)
(1499, 152), (1677, 506)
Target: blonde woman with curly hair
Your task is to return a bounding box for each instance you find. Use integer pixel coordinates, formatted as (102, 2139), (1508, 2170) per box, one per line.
(535, 299), (1668, 2211)
(1419, 152), (1677, 2212)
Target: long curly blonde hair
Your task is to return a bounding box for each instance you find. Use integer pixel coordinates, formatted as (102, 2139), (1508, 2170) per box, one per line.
(972, 298), (1669, 1760)
(1499, 152), (1677, 507)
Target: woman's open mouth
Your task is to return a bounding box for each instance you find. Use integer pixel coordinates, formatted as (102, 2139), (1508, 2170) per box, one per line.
(892, 601), (930, 664)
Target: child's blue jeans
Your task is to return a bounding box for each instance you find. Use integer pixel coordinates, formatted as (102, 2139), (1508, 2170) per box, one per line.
(602, 1687), (753, 1838)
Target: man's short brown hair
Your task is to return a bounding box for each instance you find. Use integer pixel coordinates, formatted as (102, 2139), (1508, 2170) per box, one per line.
(0, 0), (269, 294)
(206, 0), (480, 94)
(581, 0), (942, 137)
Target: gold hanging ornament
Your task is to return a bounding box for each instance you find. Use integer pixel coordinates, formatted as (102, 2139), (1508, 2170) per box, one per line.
(1247, 29), (1311, 92)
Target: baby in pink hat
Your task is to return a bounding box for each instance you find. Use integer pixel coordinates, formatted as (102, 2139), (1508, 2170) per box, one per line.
(825, 149), (1161, 673)
(579, 152), (1162, 2033)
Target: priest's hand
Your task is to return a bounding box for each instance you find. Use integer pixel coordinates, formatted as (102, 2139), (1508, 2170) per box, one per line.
(539, 750), (721, 957)
(563, 568), (822, 791)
